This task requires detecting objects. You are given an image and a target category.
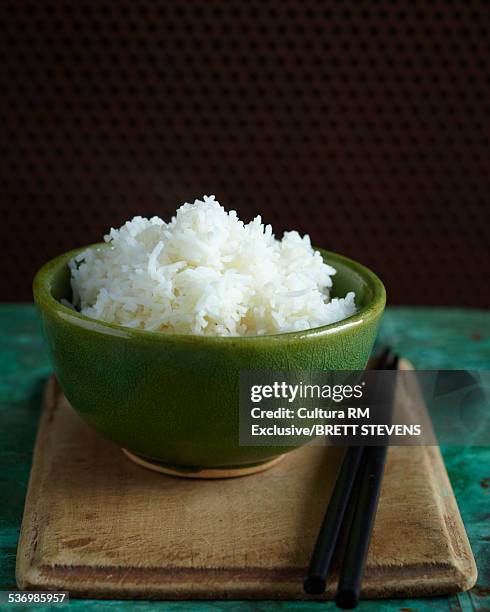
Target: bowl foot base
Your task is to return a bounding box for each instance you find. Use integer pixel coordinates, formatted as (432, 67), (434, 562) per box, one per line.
(122, 449), (284, 479)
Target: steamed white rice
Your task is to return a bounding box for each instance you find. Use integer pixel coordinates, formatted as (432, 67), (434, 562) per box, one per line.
(68, 196), (356, 336)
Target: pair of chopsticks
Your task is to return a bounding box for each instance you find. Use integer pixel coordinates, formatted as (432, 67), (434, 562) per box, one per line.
(304, 348), (399, 609)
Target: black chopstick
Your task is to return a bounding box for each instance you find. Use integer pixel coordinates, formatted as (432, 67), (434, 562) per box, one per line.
(335, 353), (399, 609)
(334, 445), (388, 608)
(303, 347), (398, 606)
(304, 446), (364, 595)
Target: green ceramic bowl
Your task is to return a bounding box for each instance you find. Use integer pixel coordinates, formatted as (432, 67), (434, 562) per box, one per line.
(33, 245), (385, 476)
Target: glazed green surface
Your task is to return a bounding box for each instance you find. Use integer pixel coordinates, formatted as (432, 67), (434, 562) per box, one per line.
(33, 248), (385, 469)
(0, 305), (488, 612)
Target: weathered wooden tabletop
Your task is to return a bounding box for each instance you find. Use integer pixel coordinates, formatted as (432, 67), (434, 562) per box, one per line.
(1, 304), (489, 612)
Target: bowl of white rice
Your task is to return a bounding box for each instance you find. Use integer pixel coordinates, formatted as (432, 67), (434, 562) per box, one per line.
(34, 196), (385, 477)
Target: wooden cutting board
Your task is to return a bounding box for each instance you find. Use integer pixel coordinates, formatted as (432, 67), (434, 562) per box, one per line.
(16, 374), (477, 600)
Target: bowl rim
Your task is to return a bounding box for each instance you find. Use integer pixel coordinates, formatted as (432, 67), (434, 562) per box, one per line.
(33, 244), (386, 343)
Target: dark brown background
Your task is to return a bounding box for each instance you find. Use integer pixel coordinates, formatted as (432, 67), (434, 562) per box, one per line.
(1, 1), (489, 305)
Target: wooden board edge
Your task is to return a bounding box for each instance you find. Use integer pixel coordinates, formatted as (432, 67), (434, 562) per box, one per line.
(398, 358), (477, 592)
(12, 564), (479, 601)
(16, 375), (60, 590)
(398, 359), (477, 592)
(425, 446), (478, 593)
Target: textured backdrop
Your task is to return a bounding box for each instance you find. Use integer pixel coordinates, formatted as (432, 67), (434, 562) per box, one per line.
(0, 1), (488, 305)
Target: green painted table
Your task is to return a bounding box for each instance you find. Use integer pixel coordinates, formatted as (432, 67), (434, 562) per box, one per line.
(1, 305), (488, 612)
